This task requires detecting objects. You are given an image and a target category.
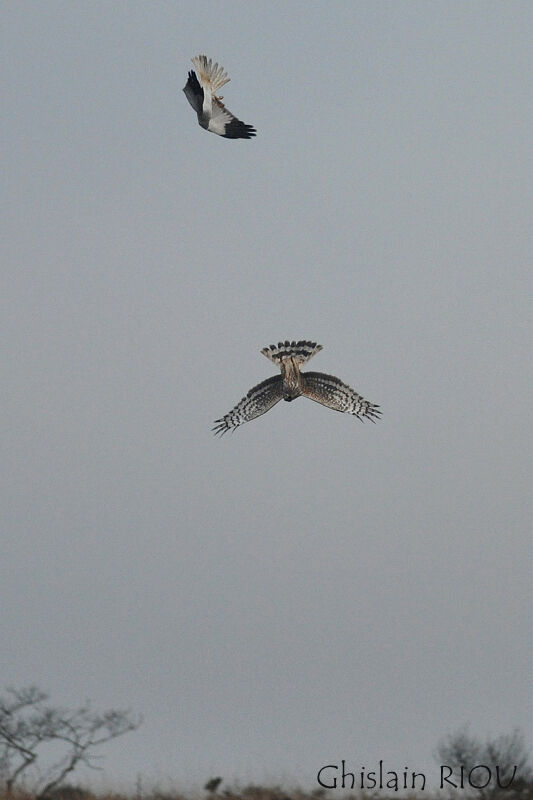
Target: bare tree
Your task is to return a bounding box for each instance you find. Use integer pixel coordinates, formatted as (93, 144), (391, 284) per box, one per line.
(437, 727), (532, 799)
(0, 686), (141, 798)
(0, 686), (47, 795)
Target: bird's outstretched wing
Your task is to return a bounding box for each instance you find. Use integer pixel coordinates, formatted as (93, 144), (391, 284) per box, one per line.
(183, 70), (204, 115)
(208, 96), (256, 139)
(302, 372), (381, 422)
(213, 375), (283, 436)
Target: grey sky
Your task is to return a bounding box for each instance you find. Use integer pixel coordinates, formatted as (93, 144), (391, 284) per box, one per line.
(2, 0), (532, 791)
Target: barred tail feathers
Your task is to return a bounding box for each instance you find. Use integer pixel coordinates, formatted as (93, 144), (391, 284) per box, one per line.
(191, 55), (230, 93)
(261, 340), (323, 366)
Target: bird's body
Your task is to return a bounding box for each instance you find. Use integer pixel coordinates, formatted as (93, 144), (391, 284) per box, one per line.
(261, 340), (323, 401)
(183, 55), (256, 139)
(279, 356), (303, 401)
(213, 341), (381, 435)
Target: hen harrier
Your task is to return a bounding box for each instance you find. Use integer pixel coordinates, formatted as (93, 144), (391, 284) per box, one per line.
(183, 55), (256, 139)
(213, 340), (381, 435)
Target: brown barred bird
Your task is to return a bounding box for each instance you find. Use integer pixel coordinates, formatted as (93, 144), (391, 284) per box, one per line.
(213, 341), (381, 435)
(183, 55), (256, 139)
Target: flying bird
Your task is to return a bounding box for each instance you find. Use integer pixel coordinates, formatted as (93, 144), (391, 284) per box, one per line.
(213, 340), (381, 435)
(183, 55), (256, 139)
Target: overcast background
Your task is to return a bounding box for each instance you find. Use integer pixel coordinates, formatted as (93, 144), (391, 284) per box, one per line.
(2, 0), (532, 792)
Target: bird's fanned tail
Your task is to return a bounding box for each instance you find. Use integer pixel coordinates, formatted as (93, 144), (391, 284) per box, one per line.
(261, 340), (323, 365)
(191, 55), (230, 94)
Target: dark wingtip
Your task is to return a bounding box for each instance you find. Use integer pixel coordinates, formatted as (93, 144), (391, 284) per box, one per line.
(212, 419), (231, 437)
(365, 404), (382, 423)
(222, 119), (257, 139)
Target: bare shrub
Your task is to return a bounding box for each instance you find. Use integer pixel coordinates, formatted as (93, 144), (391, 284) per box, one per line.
(0, 687), (141, 800)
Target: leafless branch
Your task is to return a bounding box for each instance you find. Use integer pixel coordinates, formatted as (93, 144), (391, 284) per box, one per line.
(0, 686), (141, 798)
